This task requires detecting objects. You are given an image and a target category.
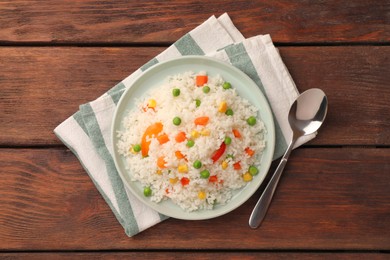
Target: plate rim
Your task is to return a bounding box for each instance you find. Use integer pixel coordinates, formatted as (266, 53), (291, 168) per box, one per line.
(111, 55), (275, 220)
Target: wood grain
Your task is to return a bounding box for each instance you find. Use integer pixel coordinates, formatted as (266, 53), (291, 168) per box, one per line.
(0, 0), (388, 44)
(1, 46), (389, 146)
(1, 252), (389, 260)
(1, 148), (389, 250)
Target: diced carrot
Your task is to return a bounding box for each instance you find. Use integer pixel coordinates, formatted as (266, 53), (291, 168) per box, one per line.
(180, 177), (190, 186)
(175, 150), (188, 162)
(194, 116), (209, 126)
(157, 156), (167, 168)
(196, 75), (208, 86)
(209, 175), (218, 183)
(233, 161), (241, 170)
(232, 129), (241, 138)
(157, 133), (169, 144)
(175, 151), (185, 159)
(245, 147), (255, 157)
(141, 122), (163, 157)
(175, 131), (187, 143)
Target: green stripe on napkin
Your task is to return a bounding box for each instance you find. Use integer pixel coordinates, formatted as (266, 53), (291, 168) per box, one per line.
(141, 58), (159, 72)
(79, 103), (139, 235)
(174, 34), (205, 56)
(108, 82), (126, 105)
(224, 43), (288, 158)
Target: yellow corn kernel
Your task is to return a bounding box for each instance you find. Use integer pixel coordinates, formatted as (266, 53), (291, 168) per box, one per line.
(191, 130), (200, 138)
(169, 177), (178, 184)
(147, 99), (156, 108)
(198, 191), (206, 200)
(129, 147), (137, 154)
(156, 169), (162, 175)
(243, 172), (253, 182)
(178, 164), (188, 173)
(221, 160), (228, 170)
(218, 101), (227, 113)
(201, 129), (210, 136)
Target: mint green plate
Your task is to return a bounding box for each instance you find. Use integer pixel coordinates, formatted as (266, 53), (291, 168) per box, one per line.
(112, 56), (275, 220)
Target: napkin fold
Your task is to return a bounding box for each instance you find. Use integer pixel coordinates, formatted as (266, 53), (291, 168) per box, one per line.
(54, 13), (315, 237)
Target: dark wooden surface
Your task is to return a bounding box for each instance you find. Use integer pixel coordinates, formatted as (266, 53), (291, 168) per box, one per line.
(0, 0), (389, 44)
(0, 0), (389, 258)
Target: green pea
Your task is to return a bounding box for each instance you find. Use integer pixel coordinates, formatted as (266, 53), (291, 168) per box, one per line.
(222, 82), (231, 89)
(225, 108), (234, 116)
(186, 140), (195, 147)
(249, 166), (259, 176)
(247, 116), (257, 126)
(200, 170), (210, 179)
(202, 86), (210, 93)
(172, 88), (180, 97)
(173, 117), (181, 126)
(143, 186), (152, 197)
(195, 99), (201, 107)
(224, 136), (232, 145)
(193, 160), (202, 169)
(133, 144), (141, 152)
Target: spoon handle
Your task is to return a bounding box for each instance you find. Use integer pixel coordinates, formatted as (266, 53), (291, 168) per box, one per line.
(249, 139), (295, 229)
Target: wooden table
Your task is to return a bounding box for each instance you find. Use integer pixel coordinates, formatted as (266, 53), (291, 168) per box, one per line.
(1, 1), (389, 259)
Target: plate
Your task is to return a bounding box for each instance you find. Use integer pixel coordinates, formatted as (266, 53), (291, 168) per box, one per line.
(111, 56), (275, 220)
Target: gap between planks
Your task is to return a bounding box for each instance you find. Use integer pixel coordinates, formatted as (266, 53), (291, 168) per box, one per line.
(0, 41), (389, 48)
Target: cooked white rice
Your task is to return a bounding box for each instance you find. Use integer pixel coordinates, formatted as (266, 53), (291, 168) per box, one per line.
(117, 71), (266, 212)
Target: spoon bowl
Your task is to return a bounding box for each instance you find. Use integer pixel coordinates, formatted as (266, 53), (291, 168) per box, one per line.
(289, 88), (328, 136)
(249, 88), (328, 229)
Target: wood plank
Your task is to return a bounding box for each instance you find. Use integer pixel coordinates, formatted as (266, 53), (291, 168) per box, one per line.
(0, 46), (164, 145)
(1, 46), (389, 146)
(0, 252), (389, 260)
(0, 0), (388, 44)
(0, 148), (389, 250)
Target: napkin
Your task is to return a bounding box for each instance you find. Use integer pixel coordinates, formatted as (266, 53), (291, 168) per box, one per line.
(54, 13), (315, 237)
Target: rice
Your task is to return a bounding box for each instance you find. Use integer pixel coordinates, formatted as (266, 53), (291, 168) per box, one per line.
(117, 71), (266, 212)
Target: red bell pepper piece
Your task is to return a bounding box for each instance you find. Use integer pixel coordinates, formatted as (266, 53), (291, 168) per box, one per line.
(209, 175), (218, 183)
(180, 177), (190, 186)
(211, 142), (226, 163)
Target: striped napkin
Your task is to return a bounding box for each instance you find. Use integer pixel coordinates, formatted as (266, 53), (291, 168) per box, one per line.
(54, 13), (315, 237)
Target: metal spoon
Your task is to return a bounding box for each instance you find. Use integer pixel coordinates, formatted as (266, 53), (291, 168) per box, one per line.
(249, 88), (328, 229)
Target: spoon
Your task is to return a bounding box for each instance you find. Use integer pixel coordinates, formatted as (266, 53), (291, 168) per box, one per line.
(249, 88), (328, 229)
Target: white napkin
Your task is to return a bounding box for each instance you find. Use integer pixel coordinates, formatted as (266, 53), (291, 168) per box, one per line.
(54, 13), (315, 237)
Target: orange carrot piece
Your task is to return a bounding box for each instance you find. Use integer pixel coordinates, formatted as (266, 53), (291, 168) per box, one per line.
(157, 156), (167, 168)
(245, 147), (255, 157)
(232, 129), (241, 138)
(141, 122), (163, 157)
(175, 151), (185, 159)
(175, 131), (187, 143)
(194, 116), (209, 126)
(196, 75), (208, 86)
(233, 161), (241, 170)
(157, 133), (169, 144)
